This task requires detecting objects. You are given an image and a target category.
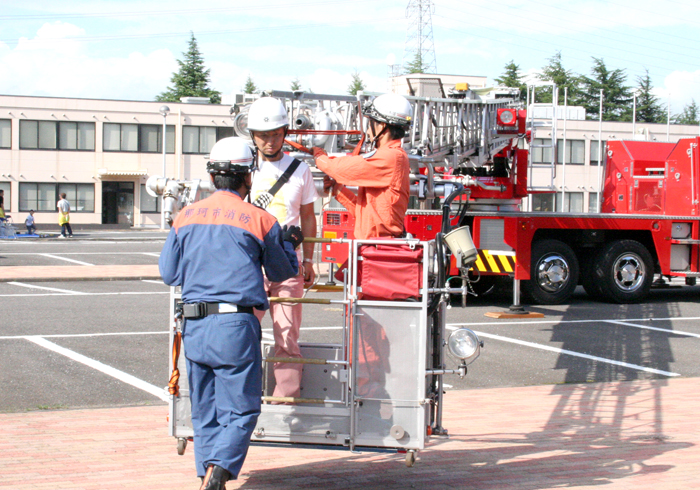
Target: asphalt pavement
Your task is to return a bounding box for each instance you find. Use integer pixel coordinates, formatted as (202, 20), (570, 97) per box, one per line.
(1, 231), (699, 489)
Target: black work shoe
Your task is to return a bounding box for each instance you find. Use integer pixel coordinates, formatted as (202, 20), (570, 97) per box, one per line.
(199, 464), (230, 490)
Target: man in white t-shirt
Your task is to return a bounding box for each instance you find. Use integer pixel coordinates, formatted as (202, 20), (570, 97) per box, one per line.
(247, 97), (319, 401)
(57, 193), (73, 238)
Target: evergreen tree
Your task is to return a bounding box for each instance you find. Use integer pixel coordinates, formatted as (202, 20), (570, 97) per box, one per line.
(404, 52), (428, 74)
(536, 52), (582, 105)
(634, 69), (665, 123)
(494, 60), (526, 100)
(243, 75), (258, 94)
(580, 57), (633, 121)
(157, 32), (221, 104)
(290, 77), (302, 91)
(347, 70), (366, 95)
(673, 99), (699, 125)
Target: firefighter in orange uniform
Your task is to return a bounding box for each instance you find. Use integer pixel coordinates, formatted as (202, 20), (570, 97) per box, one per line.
(311, 93), (412, 240)
(311, 93), (413, 401)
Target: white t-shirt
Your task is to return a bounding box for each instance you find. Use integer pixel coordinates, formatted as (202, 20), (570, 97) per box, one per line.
(250, 153), (318, 227)
(57, 199), (70, 213)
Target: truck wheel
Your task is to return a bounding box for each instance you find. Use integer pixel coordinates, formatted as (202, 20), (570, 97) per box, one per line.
(593, 240), (653, 303)
(522, 240), (579, 305)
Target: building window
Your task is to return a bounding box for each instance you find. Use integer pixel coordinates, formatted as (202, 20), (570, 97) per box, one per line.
(0, 181), (10, 211)
(590, 140), (607, 166)
(0, 119), (10, 149)
(140, 184), (160, 213)
(103, 123), (174, 153)
(588, 192), (599, 212)
(556, 192), (584, 212)
(19, 120), (95, 150)
(531, 193), (555, 211)
(182, 126), (234, 154)
(557, 139), (585, 165)
(19, 183), (95, 212)
(531, 138), (553, 164)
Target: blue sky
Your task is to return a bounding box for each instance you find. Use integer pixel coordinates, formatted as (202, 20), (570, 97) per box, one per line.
(1, 0), (699, 115)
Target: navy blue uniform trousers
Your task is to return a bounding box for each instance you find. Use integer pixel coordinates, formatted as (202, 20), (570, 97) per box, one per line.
(183, 312), (262, 479)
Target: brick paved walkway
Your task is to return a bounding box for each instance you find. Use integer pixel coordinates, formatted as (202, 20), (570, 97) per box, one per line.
(1, 377), (698, 490)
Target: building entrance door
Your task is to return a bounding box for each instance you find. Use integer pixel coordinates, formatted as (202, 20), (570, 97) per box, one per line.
(102, 181), (134, 225)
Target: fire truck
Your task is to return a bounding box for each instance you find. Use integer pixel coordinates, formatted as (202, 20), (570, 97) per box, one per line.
(239, 87), (699, 306)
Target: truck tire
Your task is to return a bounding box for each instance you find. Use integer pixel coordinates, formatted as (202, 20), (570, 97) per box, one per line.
(593, 240), (653, 303)
(522, 240), (579, 305)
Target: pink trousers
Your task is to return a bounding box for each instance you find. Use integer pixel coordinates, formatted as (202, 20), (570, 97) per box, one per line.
(255, 273), (304, 399)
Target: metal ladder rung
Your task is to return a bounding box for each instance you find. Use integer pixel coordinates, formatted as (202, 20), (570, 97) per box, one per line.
(670, 239), (700, 244)
(262, 396), (326, 404)
(265, 356), (330, 365)
(670, 271), (700, 277)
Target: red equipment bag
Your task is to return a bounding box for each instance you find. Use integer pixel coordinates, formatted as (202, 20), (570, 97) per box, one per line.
(356, 243), (423, 301)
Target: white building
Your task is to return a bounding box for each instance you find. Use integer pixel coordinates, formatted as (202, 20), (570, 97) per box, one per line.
(2, 92), (699, 228)
(0, 95), (233, 227)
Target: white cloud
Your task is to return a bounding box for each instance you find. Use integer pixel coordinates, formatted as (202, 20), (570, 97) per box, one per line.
(660, 70), (700, 114)
(0, 21), (177, 100)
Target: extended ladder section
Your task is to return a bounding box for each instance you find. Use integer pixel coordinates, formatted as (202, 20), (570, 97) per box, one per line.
(527, 84), (558, 193)
(408, 95), (518, 168)
(265, 90), (519, 170)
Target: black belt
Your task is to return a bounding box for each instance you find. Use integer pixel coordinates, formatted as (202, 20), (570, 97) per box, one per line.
(180, 302), (254, 319)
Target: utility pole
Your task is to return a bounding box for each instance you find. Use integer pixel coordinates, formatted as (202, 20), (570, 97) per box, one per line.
(403, 0), (437, 74)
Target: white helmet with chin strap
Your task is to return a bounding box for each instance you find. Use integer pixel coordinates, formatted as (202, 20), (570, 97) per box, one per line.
(207, 137), (256, 175)
(363, 93), (413, 128)
(246, 97), (289, 132)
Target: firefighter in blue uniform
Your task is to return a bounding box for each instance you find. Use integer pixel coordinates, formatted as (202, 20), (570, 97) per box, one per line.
(159, 137), (302, 490)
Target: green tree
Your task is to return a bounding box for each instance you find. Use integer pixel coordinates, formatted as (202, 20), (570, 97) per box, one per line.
(494, 60), (527, 100)
(290, 77), (302, 91)
(673, 99), (699, 125)
(347, 70), (366, 95)
(404, 51), (428, 74)
(243, 75), (258, 94)
(634, 69), (665, 123)
(580, 57), (633, 121)
(536, 51), (582, 105)
(157, 32), (221, 104)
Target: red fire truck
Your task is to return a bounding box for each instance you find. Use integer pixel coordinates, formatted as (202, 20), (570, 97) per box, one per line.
(321, 108), (700, 305)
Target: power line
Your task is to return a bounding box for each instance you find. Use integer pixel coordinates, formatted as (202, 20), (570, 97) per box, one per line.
(434, 0), (700, 68)
(433, 14), (700, 91)
(0, 1), (373, 21)
(0, 16), (402, 47)
(523, 0), (700, 51)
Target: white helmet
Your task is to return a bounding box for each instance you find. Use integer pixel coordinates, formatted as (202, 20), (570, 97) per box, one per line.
(363, 93), (413, 128)
(246, 97), (289, 132)
(207, 137), (256, 175)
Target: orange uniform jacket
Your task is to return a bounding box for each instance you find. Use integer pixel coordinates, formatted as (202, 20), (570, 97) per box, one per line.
(315, 139), (409, 239)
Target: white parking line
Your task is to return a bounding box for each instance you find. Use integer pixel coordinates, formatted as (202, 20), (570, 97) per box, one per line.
(40, 253), (94, 266)
(0, 284), (169, 298)
(0, 331), (167, 341)
(449, 316), (700, 327)
(448, 327), (681, 378)
(1, 252), (159, 255)
(141, 279), (166, 285)
(141, 252), (161, 257)
(7, 281), (88, 295)
(604, 320), (700, 338)
(24, 336), (168, 401)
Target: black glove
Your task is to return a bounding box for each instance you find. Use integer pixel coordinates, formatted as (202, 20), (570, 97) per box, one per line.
(282, 225), (304, 250)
